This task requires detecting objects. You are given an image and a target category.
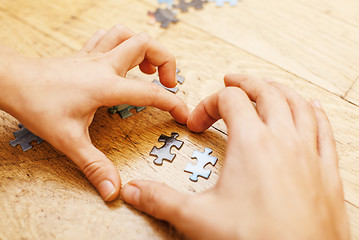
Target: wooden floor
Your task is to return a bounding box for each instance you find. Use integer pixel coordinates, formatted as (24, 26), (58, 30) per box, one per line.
(0, 0), (358, 239)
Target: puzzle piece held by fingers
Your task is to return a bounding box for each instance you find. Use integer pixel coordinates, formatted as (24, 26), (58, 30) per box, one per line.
(153, 80), (179, 93)
(108, 104), (146, 119)
(184, 148), (218, 181)
(9, 124), (44, 151)
(153, 68), (185, 93)
(150, 132), (184, 165)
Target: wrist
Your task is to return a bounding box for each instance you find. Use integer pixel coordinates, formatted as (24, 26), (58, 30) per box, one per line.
(0, 47), (26, 113)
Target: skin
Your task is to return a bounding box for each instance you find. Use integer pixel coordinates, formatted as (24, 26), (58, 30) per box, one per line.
(0, 26), (350, 239)
(0, 24), (189, 201)
(121, 75), (350, 239)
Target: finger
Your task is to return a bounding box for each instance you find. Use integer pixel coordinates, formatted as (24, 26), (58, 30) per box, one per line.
(311, 100), (339, 170)
(271, 82), (318, 147)
(78, 29), (107, 55)
(139, 58), (157, 75)
(224, 74), (295, 133)
(92, 24), (134, 53)
(104, 78), (188, 124)
(187, 87), (262, 133)
(121, 180), (190, 225)
(108, 33), (177, 88)
(60, 135), (121, 202)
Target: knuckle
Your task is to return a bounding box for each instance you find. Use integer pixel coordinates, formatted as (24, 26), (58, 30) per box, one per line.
(113, 24), (128, 33)
(219, 87), (246, 105)
(81, 160), (106, 183)
(134, 32), (151, 46)
(150, 81), (164, 100)
(141, 184), (163, 217)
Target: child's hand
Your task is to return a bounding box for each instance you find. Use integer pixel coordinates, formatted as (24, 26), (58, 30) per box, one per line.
(121, 75), (350, 239)
(1, 25), (188, 201)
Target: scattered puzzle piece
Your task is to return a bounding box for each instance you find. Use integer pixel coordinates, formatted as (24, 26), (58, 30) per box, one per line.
(184, 148), (218, 181)
(108, 104), (146, 119)
(9, 124), (44, 151)
(150, 132), (184, 165)
(158, 0), (174, 8)
(150, 8), (179, 28)
(174, 0), (208, 12)
(209, 0), (239, 7)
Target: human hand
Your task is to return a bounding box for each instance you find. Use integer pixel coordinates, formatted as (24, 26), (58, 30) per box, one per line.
(121, 75), (350, 239)
(0, 25), (188, 201)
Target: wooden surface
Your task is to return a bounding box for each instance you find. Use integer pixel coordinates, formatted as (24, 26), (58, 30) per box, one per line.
(0, 0), (358, 239)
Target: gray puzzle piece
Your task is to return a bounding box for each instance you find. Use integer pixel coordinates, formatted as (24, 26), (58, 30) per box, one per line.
(9, 124), (44, 151)
(176, 69), (185, 84)
(153, 80), (179, 93)
(153, 8), (179, 28)
(174, 0), (208, 12)
(150, 132), (184, 165)
(108, 104), (146, 119)
(184, 148), (218, 181)
(152, 68), (185, 93)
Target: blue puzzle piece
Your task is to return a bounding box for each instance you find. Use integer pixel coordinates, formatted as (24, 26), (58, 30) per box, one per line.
(158, 0), (174, 8)
(209, 0), (239, 7)
(184, 148), (218, 182)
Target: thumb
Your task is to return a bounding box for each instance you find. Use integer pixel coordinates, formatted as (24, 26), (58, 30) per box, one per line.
(121, 180), (189, 223)
(66, 140), (121, 202)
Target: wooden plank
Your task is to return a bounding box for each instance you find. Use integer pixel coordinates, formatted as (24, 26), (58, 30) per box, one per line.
(347, 202), (359, 240)
(296, 0), (359, 28)
(0, 108), (225, 240)
(0, 11), (71, 57)
(146, 0), (359, 96)
(0, 0), (358, 238)
(0, 0), (168, 51)
(346, 78), (359, 106)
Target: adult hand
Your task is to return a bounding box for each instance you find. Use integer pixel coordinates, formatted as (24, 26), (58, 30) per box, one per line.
(0, 25), (188, 201)
(121, 75), (349, 239)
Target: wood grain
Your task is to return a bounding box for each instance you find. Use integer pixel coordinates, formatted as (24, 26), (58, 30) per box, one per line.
(0, 0), (359, 239)
(346, 78), (359, 106)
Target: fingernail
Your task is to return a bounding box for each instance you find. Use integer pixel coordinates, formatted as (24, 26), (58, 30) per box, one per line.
(98, 180), (116, 201)
(312, 99), (322, 109)
(121, 184), (141, 206)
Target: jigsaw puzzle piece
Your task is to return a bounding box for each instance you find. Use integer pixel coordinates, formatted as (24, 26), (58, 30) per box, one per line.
(153, 8), (179, 28)
(174, 0), (208, 12)
(176, 69), (185, 84)
(9, 124), (44, 151)
(150, 132), (184, 165)
(209, 0), (238, 7)
(184, 148), (218, 182)
(153, 80), (179, 93)
(108, 104), (146, 119)
(158, 0), (174, 8)
(152, 68), (185, 93)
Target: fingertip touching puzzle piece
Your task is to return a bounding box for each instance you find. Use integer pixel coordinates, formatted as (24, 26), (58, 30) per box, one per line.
(9, 124), (44, 151)
(108, 104), (146, 119)
(184, 148), (218, 181)
(150, 132), (184, 165)
(153, 68), (185, 93)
